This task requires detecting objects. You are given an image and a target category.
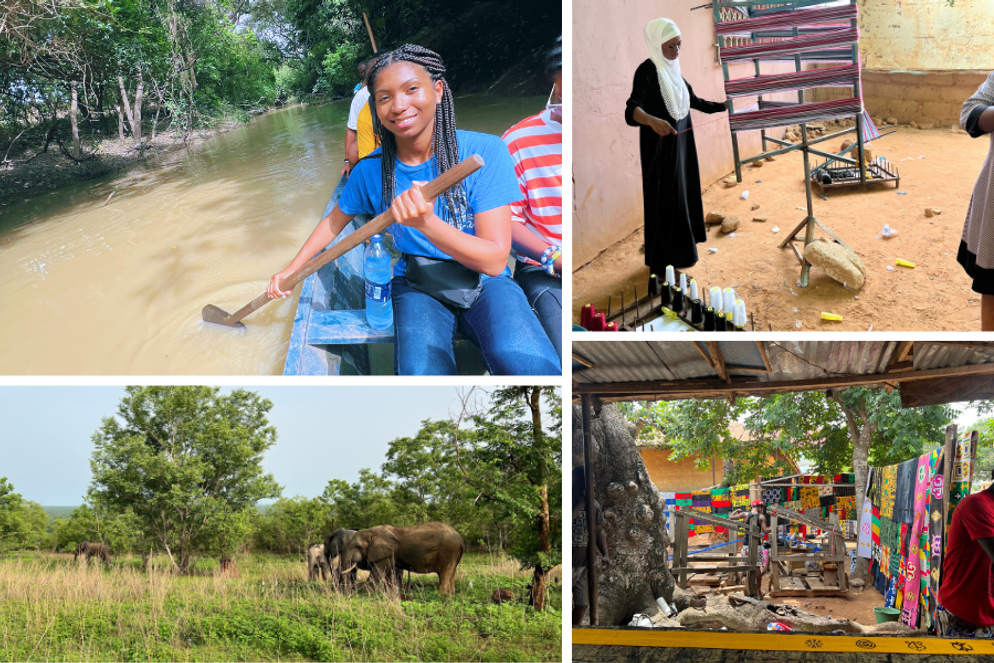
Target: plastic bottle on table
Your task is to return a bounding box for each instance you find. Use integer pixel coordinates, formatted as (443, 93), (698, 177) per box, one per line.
(364, 234), (393, 330)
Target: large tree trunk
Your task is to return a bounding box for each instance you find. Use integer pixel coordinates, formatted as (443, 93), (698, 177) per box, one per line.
(69, 81), (81, 159)
(572, 402), (675, 625)
(832, 394), (877, 579)
(529, 484), (552, 610)
(117, 74), (142, 146)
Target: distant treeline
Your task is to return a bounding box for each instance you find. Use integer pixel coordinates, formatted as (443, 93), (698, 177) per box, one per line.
(1, 386), (561, 591)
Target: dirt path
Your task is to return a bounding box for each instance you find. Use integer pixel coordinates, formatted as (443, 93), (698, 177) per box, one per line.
(573, 126), (991, 332)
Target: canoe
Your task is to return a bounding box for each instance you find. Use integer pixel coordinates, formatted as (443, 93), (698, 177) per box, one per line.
(282, 175), (486, 375)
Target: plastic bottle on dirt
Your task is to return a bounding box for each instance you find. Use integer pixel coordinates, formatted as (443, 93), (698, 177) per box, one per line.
(364, 234), (393, 330)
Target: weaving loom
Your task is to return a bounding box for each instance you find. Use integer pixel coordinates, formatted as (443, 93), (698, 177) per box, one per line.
(712, 0), (867, 286)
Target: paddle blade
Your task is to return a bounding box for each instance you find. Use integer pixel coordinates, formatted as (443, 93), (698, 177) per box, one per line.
(202, 304), (246, 329)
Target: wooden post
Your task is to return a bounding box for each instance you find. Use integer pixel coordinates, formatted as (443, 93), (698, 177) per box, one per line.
(746, 520), (758, 596)
(581, 393), (598, 625)
(770, 513), (782, 594)
(362, 12), (378, 52)
(673, 511), (689, 589)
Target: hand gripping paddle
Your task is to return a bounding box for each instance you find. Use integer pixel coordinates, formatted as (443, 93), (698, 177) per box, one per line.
(202, 154), (484, 328)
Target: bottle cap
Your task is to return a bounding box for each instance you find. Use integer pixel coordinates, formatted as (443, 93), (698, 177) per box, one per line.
(371, 234), (382, 242)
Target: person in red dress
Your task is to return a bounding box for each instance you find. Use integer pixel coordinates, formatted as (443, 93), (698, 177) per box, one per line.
(936, 474), (994, 638)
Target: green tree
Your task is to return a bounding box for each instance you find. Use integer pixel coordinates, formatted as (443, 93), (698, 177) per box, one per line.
(253, 496), (330, 554)
(0, 477), (41, 552)
(454, 387), (562, 611)
(320, 469), (408, 531)
(88, 386), (282, 573)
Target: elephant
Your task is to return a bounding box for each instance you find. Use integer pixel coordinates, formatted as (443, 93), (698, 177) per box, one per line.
(306, 543), (331, 581)
(340, 522), (464, 595)
(323, 528), (360, 589)
(74, 542), (111, 566)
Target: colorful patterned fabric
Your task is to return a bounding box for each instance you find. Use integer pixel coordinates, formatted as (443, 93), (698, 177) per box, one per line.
(858, 496), (874, 558)
(674, 492), (692, 508)
(894, 457), (918, 524)
(928, 450), (945, 627)
(762, 488), (780, 505)
(900, 452), (930, 627)
(948, 431), (975, 526)
(836, 495), (857, 520)
(800, 486), (820, 510)
(711, 487), (731, 533)
(868, 466), (882, 505)
(881, 464), (898, 521)
(731, 484), (751, 508)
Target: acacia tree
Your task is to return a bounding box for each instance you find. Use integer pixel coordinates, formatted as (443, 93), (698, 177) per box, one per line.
(88, 386), (282, 574)
(450, 387), (562, 611)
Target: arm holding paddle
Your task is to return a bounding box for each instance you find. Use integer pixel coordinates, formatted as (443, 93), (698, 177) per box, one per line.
(389, 183), (512, 277)
(268, 206), (356, 298)
(203, 155), (484, 328)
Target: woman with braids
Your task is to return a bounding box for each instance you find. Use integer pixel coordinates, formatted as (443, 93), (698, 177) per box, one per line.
(268, 45), (559, 376)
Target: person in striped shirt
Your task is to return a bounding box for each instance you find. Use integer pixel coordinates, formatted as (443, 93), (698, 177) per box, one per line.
(501, 38), (562, 361)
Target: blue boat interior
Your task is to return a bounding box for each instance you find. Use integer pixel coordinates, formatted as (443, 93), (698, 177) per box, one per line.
(283, 177), (488, 375)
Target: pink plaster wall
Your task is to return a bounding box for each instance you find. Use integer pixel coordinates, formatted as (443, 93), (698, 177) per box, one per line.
(573, 1), (798, 268)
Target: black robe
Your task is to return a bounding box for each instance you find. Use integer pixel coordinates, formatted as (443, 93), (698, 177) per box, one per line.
(625, 59), (726, 271)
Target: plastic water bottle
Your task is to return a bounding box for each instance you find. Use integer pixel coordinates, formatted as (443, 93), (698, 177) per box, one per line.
(364, 234), (393, 330)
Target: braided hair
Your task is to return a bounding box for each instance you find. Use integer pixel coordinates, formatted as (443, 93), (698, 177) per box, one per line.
(365, 44), (470, 230)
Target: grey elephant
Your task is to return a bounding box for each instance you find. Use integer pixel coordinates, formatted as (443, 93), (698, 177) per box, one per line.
(306, 543), (331, 581)
(323, 528), (359, 589)
(340, 522), (464, 595)
(74, 542), (111, 566)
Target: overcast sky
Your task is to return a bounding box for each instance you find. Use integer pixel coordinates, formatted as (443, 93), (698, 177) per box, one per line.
(0, 386), (521, 505)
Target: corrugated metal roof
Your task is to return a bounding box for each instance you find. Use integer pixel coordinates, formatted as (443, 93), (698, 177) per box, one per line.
(572, 341), (994, 386)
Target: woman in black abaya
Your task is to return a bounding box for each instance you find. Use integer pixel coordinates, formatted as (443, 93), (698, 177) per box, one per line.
(625, 18), (727, 274)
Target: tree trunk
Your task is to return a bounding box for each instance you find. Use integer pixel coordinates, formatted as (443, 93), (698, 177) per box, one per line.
(69, 81), (81, 159)
(134, 69), (143, 147)
(117, 75), (141, 145)
(530, 566), (550, 611)
(832, 395), (876, 579)
(116, 104), (124, 140)
(220, 556), (237, 575)
(572, 402), (675, 625)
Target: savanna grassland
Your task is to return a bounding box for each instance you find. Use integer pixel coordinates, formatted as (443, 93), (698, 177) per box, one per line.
(0, 551), (562, 662)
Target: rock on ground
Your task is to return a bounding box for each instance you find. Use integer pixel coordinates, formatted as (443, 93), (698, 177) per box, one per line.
(804, 238), (865, 289)
(706, 211), (726, 225)
(721, 216), (740, 234)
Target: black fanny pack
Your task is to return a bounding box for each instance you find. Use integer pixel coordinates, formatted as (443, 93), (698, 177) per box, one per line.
(403, 254), (483, 309)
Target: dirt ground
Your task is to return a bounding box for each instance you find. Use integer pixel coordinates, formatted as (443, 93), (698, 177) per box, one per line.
(573, 125), (992, 331)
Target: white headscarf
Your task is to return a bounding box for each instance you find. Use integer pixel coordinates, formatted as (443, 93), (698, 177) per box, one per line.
(644, 18), (690, 121)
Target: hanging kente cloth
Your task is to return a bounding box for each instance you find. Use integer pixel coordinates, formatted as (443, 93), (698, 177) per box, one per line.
(711, 487), (731, 533)
(800, 486), (820, 510)
(894, 458), (918, 524)
(927, 448), (945, 627)
(948, 431), (975, 526)
(857, 496), (873, 558)
(880, 464), (898, 521)
(900, 452), (931, 627)
(731, 484), (751, 508)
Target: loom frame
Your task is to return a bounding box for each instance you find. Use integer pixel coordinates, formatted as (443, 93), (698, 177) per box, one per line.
(712, 0), (867, 287)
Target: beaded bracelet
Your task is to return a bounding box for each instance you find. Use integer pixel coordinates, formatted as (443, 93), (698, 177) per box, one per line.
(540, 246), (562, 277)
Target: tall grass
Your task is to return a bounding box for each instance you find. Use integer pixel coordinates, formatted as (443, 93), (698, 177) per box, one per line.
(0, 552), (561, 662)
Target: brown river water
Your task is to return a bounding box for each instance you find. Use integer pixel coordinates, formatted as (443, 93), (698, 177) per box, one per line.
(0, 95), (542, 375)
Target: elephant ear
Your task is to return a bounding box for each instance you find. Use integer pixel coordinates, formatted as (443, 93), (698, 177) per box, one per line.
(368, 529), (401, 566)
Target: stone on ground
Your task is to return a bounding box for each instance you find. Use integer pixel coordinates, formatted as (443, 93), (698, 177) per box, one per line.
(705, 211), (726, 225)
(720, 216), (740, 234)
(804, 238), (865, 289)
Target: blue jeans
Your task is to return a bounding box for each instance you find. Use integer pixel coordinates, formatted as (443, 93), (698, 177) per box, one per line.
(513, 260), (562, 362)
(391, 274), (560, 375)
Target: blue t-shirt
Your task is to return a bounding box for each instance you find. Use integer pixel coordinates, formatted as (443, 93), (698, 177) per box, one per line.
(337, 129), (520, 277)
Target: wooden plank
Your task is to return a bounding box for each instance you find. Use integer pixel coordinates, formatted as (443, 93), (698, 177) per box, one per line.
(900, 373), (994, 408)
(672, 565), (757, 573)
(572, 361), (994, 399)
(707, 341), (732, 383)
(572, 352), (595, 369)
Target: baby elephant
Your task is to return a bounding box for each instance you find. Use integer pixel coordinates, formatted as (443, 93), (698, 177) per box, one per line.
(75, 542), (111, 566)
(307, 543), (331, 581)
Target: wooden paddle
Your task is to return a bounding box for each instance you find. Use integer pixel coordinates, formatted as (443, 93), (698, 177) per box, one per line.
(202, 154), (484, 329)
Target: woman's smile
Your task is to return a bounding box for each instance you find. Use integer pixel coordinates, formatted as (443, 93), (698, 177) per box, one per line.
(374, 61), (442, 140)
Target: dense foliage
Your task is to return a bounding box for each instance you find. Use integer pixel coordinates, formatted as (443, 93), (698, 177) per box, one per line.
(1, 0), (560, 156)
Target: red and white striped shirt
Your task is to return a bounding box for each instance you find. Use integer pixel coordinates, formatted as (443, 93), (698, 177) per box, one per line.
(501, 109), (562, 265)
